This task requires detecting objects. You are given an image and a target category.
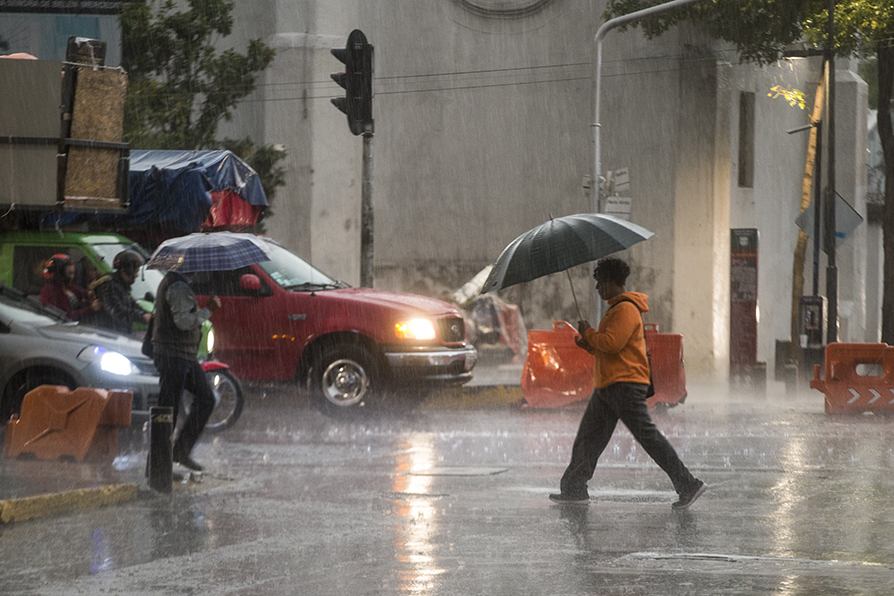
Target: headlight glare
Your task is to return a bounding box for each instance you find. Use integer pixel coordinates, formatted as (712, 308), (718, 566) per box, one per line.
(79, 346), (135, 376)
(395, 319), (436, 341)
(206, 328), (215, 353)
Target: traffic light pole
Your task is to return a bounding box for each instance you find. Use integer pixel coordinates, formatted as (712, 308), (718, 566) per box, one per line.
(360, 131), (374, 288)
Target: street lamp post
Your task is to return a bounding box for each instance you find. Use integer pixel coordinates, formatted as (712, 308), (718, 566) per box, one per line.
(590, 0), (702, 317)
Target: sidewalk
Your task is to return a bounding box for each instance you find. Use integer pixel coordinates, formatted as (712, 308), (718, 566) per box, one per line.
(0, 356), (522, 522)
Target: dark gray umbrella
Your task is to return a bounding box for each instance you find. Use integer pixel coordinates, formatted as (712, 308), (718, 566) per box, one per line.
(481, 213), (654, 315)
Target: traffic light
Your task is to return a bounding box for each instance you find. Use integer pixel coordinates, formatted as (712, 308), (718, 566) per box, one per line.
(331, 29), (374, 136)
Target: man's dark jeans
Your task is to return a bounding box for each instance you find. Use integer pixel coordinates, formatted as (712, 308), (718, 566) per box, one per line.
(560, 382), (698, 497)
(156, 353), (214, 459)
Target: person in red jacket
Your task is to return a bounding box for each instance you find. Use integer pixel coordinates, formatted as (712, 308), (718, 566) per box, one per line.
(39, 254), (101, 321)
(549, 257), (705, 510)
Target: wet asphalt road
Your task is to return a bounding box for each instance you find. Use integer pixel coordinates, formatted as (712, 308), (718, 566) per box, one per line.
(2, 380), (894, 595)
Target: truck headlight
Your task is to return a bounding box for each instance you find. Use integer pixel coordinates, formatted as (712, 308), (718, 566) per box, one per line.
(395, 318), (436, 341)
(78, 346), (135, 376)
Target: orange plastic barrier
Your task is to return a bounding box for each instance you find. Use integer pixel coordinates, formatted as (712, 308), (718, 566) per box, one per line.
(810, 343), (894, 414)
(644, 324), (688, 407)
(521, 321), (687, 409)
(521, 321), (592, 408)
(4, 386), (132, 462)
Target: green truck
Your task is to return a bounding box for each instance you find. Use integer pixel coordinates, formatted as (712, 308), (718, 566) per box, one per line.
(0, 230), (212, 355)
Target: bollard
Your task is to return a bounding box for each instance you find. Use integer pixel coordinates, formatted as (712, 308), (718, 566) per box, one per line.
(147, 406), (173, 493)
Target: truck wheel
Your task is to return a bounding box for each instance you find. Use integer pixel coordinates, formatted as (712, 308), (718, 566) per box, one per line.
(310, 344), (379, 412)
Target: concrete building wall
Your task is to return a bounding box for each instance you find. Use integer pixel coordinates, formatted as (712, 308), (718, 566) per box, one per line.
(219, 0), (869, 380)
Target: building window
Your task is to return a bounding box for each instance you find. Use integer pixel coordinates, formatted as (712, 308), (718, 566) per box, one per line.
(738, 92), (755, 188)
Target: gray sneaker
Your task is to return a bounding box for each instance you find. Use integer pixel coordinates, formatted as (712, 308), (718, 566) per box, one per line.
(672, 481), (706, 510)
(549, 492), (589, 505)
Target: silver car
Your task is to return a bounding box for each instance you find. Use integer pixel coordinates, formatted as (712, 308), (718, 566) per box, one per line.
(0, 284), (160, 424)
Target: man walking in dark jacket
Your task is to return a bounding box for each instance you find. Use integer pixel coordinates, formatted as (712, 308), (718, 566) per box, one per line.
(91, 250), (152, 335)
(152, 270), (221, 471)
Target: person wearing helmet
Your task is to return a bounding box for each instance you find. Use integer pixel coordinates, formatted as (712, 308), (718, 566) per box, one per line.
(90, 250), (152, 335)
(39, 253), (101, 321)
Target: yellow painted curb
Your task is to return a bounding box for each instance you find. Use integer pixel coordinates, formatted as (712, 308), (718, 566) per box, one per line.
(0, 483), (139, 524)
(424, 385), (524, 409)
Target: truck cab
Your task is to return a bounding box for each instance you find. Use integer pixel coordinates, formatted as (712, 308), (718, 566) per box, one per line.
(188, 235), (477, 412)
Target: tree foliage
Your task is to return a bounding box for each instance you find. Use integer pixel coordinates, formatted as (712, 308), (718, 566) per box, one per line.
(604, 0), (894, 342)
(120, 0), (286, 229)
(121, 0), (275, 150)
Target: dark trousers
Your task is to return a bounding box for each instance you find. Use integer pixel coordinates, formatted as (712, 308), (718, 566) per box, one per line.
(560, 382), (698, 497)
(156, 353), (214, 458)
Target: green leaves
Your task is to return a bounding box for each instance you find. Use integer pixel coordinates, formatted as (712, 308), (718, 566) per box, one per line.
(604, 0), (893, 64)
(121, 0), (275, 151)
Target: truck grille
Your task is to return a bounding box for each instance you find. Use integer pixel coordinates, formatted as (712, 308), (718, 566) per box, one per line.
(438, 317), (466, 343)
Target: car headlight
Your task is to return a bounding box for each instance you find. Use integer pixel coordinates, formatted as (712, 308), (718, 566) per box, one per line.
(206, 328), (215, 353)
(395, 318), (436, 341)
(78, 346), (135, 376)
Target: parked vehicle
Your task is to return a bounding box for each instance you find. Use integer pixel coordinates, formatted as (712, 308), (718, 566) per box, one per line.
(0, 283), (159, 423)
(0, 234), (243, 430)
(0, 230), (213, 355)
(188, 235), (477, 413)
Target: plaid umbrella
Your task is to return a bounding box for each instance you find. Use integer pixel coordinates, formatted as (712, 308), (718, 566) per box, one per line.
(146, 232), (271, 273)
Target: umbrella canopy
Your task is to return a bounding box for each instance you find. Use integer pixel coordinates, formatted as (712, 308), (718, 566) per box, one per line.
(146, 232), (271, 273)
(481, 213), (654, 294)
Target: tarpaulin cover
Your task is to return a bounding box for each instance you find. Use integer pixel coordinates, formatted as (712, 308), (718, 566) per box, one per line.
(129, 150), (267, 234)
(41, 149), (268, 235)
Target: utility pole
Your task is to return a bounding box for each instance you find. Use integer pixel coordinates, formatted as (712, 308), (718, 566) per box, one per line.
(825, 0), (837, 343)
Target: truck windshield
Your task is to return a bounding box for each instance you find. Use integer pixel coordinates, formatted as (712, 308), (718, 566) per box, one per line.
(90, 243), (166, 300)
(256, 241), (347, 290)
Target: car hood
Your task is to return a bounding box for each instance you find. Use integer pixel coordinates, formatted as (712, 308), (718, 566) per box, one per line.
(35, 323), (146, 358)
(318, 288), (461, 317)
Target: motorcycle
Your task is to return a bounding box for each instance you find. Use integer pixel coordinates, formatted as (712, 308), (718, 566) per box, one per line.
(195, 359), (244, 433)
(169, 360), (245, 436)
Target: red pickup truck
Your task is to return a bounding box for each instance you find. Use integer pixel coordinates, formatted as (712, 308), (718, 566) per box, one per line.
(188, 236), (477, 412)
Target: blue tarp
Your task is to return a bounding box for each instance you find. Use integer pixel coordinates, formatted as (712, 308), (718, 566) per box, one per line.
(43, 149), (267, 235)
(127, 150), (268, 235)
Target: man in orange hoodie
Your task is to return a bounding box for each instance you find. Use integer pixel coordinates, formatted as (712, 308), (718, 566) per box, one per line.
(550, 257), (706, 509)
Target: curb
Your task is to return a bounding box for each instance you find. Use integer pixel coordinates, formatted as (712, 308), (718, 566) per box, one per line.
(425, 384), (524, 409)
(0, 483), (139, 524)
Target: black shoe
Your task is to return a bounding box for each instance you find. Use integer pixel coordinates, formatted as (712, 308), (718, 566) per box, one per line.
(549, 492), (589, 505)
(173, 454), (204, 472)
(672, 480), (706, 510)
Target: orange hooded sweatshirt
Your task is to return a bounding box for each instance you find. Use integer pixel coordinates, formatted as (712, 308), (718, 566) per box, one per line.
(581, 291), (650, 389)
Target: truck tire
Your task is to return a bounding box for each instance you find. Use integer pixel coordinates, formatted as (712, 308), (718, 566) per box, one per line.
(309, 343), (379, 412)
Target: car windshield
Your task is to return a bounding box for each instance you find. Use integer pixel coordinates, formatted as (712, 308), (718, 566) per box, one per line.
(90, 242), (166, 300)
(0, 286), (67, 326)
(256, 240), (348, 290)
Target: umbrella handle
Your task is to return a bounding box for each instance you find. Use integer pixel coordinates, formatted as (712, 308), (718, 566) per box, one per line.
(566, 269), (584, 321)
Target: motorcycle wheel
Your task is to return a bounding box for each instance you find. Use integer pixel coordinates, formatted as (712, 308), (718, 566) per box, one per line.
(182, 368), (244, 433)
